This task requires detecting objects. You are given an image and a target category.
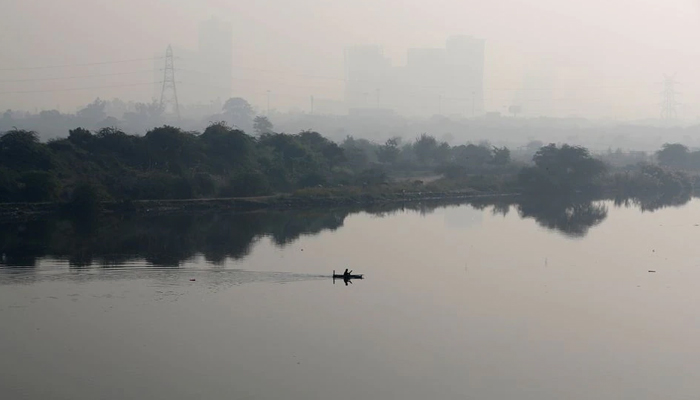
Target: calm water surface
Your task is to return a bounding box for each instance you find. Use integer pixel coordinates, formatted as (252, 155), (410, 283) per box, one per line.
(2, 198), (700, 400)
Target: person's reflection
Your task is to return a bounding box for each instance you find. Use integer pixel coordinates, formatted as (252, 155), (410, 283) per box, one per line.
(333, 275), (355, 286)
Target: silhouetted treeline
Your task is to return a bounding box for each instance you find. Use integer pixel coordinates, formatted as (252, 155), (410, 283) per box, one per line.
(655, 143), (700, 171)
(0, 122), (517, 203)
(1, 116), (698, 206)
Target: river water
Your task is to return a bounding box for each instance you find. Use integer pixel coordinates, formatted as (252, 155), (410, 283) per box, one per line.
(2, 196), (700, 400)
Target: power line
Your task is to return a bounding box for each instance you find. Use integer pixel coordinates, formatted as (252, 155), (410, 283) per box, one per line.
(0, 57), (164, 71)
(0, 81), (162, 95)
(0, 69), (160, 83)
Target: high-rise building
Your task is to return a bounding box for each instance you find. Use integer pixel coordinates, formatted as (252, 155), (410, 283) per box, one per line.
(444, 35), (485, 116)
(344, 45), (391, 110)
(198, 18), (233, 103)
(344, 36), (485, 117)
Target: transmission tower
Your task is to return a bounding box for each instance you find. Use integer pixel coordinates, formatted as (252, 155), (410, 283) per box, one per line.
(660, 74), (679, 121)
(159, 45), (180, 119)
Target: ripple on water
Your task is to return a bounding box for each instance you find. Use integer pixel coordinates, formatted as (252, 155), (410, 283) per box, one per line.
(0, 261), (328, 289)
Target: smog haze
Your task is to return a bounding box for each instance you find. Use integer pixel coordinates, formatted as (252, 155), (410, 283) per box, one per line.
(2, 0), (700, 119)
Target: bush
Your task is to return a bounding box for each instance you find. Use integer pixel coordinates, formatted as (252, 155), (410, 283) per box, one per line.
(518, 144), (607, 194)
(297, 172), (327, 188)
(66, 182), (105, 216)
(219, 170), (272, 197)
(354, 168), (388, 186)
(192, 173), (217, 197)
(19, 171), (59, 202)
(0, 167), (18, 202)
(608, 164), (693, 197)
(435, 163), (467, 179)
(330, 168), (354, 186)
(128, 172), (192, 200)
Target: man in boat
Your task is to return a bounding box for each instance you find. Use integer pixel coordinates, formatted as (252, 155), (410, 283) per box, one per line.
(343, 268), (353, 278)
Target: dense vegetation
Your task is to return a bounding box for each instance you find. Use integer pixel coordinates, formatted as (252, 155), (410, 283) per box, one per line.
(0, 119), (696, 208)
(6, 97), (700, 154)
(0, 122), (519, 204)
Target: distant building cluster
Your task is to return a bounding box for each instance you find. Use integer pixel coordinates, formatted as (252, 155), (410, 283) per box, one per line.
(344, 36), (485, 117)
(153, 29), (484, 118)
(154, 18), (233, 107)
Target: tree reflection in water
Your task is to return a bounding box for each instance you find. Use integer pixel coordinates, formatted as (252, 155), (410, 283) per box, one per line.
(516, 196), (608, 238)
(0, 193), (693, 268)
(0, 211), (348, 268)
(614, 191), (692, 213)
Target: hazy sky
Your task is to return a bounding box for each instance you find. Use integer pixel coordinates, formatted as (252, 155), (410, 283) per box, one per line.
(2, 0), (700, 119)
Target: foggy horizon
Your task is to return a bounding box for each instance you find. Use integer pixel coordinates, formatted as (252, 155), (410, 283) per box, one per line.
(7, 3), (700, 400)
(3, 0), (700, 120)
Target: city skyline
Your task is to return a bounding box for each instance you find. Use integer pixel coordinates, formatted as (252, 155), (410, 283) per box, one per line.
(2, 0), (700, 120)
(344, 35), (485, 118)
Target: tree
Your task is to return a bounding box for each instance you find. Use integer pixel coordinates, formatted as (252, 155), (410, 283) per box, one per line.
(656, 143), (689, 169)
(519, 144), (607, 193)
(253, 116), (274, 135)
(414, 134), (438, 165)
(76, 98), (107, 126)
(220, 170), (272, 197)
(341, 136), (374, 171)
(0, 129), (53, 171)
(222, 98), (254, 132)
(1, 128), (39, 146)
(66, 182), (105, 216)
(688, 151), (700, 170)
(144, 125), (199, 173)
(452, 143), (492, 168)
(297, 130), (330, 150)
(93, 127), (137, 160)
(435, 142), (451, 164)
(377, 137), (401, 165)
(19, 171), (59, 202)
(200, 122), (255, 172)
(0, 167), (17, 202)
(355, 168), (388, 186)
(321, 142), (345, 169)
(68, 127), (94, 148)
(492, 146), (511, 165)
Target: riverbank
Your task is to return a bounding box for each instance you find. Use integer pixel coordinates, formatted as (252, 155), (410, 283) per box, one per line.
(3, 164), (695, 222)
(0, 187), (518, 222)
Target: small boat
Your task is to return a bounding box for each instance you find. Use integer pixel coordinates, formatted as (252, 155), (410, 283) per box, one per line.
(333, 274), (364, 280)
(332, 270), (364, 280)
